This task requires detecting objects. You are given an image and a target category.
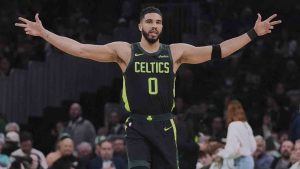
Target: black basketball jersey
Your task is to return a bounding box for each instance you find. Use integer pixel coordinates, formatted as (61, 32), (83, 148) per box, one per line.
(122, 42), (175, 115)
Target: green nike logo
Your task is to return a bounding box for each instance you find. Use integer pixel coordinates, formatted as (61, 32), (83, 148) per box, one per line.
(164, 126), (172, 132)
(134, 53), (143, 56)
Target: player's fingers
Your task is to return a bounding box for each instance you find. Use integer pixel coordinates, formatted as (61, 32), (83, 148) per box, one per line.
(270, 26), (274, 30)
(25, 28), (30, 32)
(270, 20), (282, 26)
(15, 23), (27, 28)
(35, 13), (41, 23)
(256, 13), (262, 22)
(18, 17), (31, 24)
(266, 14), (277, 22)
(268, 30), (272, 33)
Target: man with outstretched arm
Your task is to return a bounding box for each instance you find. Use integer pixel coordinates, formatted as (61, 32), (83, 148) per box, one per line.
(15, 7), (281, 169)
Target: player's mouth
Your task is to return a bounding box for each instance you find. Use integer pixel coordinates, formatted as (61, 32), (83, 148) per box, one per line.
(149, 31), (158, 36)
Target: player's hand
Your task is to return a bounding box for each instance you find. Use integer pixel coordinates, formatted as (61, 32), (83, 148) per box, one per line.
(15, 13), (45, 37)
(254, 13), (282, 36)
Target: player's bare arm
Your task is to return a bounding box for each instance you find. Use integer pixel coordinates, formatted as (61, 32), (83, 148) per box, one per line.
(15, 13), (131, 71)
(171, 13), (282, 70)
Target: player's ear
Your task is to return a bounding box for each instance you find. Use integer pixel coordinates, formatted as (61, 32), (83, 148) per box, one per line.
(138, 23), (142, 32)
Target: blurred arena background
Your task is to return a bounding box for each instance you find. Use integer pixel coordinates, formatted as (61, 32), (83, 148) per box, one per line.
(0, 0), (299, 169)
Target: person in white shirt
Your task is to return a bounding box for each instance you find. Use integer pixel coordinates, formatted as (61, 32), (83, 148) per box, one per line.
(216, 100), (256, 169)
(10, 132), (48, 169)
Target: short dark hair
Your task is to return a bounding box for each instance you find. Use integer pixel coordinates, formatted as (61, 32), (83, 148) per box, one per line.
(140, 6), (162, 21)
(109, 135), (125, 142)
(20, 132), (33, 143)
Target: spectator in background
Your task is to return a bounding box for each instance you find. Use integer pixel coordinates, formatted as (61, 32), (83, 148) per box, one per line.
(208, 116), (226, 142)
(5, 123), (20, 133)
(76, 142), (93, 169)
(48, 133), (81, 169)
(289, 150), (298, 167)
(2, 131), (20, 156)
(42, 121), (65, 154)
(254, 135), (274, 169)
(94, 136), (107, 157)
(64, 102), (96, 146)
(76, 142), (93, 159)
(46, 133), (74, 167)
(97, 127), (109, 138)
(216, 100), (256, 169)
(111, 136), (127, 164)
(290, 109), (300, 142)
(289, 140), (300, 169)
(262, 113), (274, 139)
(87, 139), (126, 169)
(107, 112), (125, 136)
(278, 131), (290, 146)
(0, 134), (10, 168)
(266, 133), (281, 158)
(50, 121), (65, 142)
(271, 140), (293, 169)
(10, 132), (47, 169)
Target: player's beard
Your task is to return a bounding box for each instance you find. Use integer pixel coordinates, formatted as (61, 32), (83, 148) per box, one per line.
(142, 29), (161, 44)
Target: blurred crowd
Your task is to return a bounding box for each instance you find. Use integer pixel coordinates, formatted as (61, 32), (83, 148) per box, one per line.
(0, 0), (300, 169)
(0, 102), (128, 169)
(0, 101), (299, 169)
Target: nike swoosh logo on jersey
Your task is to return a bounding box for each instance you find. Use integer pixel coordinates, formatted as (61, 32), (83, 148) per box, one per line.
(164, 126), (172, 132)
(134, 53), (143, 56)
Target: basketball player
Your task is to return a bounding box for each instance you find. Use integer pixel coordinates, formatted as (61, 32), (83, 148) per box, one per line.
(15, 6), (281, 169)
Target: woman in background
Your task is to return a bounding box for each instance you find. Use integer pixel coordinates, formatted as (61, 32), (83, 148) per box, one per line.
(216, 100), (256, 169)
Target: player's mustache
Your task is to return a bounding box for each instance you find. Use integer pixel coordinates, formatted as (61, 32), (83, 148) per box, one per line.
(149, 29), (159, 34)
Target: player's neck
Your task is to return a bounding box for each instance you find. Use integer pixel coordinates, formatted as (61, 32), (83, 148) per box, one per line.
(140, 38), (160, 53)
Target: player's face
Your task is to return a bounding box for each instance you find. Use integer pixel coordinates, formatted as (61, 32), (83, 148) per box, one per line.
(139, 13), (163, 44)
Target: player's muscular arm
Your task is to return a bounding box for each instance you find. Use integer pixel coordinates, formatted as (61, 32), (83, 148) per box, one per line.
(171, 13), (281, 66)
(170, 43), (212, 65)
(42, 29), (122, 62)
(171, 33), (252, 65)
(15, 13), (130, 64)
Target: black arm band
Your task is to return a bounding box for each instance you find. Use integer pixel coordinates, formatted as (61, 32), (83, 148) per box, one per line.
(247, 28), (258, 40)
(212, 44), (221, 61)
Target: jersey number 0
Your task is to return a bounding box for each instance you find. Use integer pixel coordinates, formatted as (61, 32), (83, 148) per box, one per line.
(148, 77), (158, 95)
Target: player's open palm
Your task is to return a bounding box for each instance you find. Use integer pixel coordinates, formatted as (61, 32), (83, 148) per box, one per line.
(254, 13), (282, 36)
(15, 13), (44, 37)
